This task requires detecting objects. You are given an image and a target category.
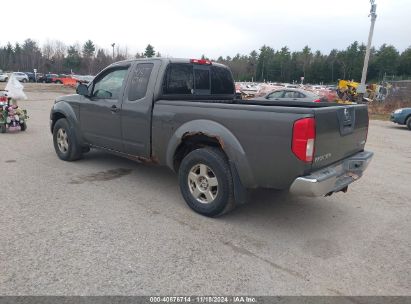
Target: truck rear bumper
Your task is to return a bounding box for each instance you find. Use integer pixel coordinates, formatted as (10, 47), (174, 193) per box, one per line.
(289, 150), (373, 197)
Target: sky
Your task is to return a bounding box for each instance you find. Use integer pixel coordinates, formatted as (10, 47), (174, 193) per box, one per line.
(2, 0), (410, 58)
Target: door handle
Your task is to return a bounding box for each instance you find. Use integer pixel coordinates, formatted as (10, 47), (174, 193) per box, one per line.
(110, 105), (120, 113)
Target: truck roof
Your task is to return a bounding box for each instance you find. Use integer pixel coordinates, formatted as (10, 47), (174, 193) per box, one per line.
(111, 58), (228, 69)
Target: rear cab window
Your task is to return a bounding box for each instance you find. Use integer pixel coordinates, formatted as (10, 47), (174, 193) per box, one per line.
(162, 63), (234, 98)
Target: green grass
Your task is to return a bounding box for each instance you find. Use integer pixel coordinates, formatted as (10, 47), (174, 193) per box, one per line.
(369, 113), (390, 121)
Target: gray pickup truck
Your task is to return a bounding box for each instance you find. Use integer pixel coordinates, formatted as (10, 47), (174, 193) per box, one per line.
(50, 58), (373, 216)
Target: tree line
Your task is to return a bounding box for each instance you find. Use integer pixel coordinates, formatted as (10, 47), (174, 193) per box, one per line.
(0, 39), (159, 76)
(0, 38), (410, 84)
(217, 42), (411, 84)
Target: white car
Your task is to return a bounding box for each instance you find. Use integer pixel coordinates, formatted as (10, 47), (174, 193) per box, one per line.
(0, 73), (8, 82)
(284, 84), (300, 88)
(12, 72), (29, 83)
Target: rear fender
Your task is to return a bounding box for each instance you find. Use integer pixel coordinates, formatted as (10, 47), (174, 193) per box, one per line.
(166, 119), (255, 187)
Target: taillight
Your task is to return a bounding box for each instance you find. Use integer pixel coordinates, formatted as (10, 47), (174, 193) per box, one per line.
(190, 59), (212, 65)
(292, 117), (316, 163)
(313, 99), (321, 103)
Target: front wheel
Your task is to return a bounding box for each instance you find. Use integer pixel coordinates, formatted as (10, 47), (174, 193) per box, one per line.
(178, 147), (235, 217)
(406, 116), (411, 130)
(53, 118), (82, 161)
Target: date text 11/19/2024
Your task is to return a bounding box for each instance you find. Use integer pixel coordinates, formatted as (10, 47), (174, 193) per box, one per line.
(149, 296), (257, 303)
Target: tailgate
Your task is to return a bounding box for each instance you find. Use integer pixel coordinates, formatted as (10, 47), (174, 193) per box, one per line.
(312, 104), (369, 170)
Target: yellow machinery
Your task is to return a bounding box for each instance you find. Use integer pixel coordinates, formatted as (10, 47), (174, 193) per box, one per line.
(336, 80), (361, 104)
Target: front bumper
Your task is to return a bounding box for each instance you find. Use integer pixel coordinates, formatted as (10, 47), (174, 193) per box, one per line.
(390, 113), (399, 123)
(390, 112), (406, 124)
(289, 151), (373, 197)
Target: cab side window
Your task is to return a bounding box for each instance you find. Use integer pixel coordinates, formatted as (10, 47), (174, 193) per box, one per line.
(92, 68), (128, 100)
(128, 63), (154, 101)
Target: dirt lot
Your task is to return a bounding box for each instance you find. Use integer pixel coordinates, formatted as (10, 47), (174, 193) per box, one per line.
(0, 84), (410, 295)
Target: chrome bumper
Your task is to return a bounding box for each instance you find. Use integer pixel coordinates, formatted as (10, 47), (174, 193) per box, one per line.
(289, 151), (373, 197)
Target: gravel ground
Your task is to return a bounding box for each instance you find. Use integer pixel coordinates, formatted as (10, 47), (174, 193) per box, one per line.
(0, 85), (410, 295)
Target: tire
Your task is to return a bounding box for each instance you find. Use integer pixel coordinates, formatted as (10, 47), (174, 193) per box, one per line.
(55, 80), (62, 84)
(22, 79), (27, 83)
(52, 118), (82, 161)
(178, 147), (235, 217)
(20, 121), (27, 131)
(406, 116), (411, 130)
(0, 124), (6, 133)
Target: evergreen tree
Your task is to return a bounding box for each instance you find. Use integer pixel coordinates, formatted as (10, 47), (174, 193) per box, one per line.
(64, 45), (81, 72)
(82, 40), (95, 58)
(144, 44), (155, 58)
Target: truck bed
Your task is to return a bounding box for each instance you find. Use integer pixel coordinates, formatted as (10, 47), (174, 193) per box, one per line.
(152, 99), (368, 189)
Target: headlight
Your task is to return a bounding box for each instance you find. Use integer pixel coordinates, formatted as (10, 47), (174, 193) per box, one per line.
(394, 109), (403, 114)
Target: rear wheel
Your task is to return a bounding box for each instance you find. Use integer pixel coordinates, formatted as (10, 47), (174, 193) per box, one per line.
(22, 79), (27, 83)
(53, 118), (82, 161)
(0, 124), (6, 133)
(55, 80), (62, 84)
(178, 147), (235, 217)
(406, 116), (411, 130)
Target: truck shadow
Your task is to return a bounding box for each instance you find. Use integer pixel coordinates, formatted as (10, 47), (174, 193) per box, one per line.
(387, 125), (409, 131)
(226, 188), (340, 230)
(79, 150), (347, 237)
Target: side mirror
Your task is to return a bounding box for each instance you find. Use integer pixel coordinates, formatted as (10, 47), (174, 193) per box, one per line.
(76, 83), (89, 96)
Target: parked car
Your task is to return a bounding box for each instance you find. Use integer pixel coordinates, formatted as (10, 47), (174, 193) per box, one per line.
(390, 108), (411, 130)
(257, 88), (326, 102)
(11, 72), (29, 83)
(51, 74), (67, 84)
(50, 58), (373, 217)
(51, 75), (77, 85)
(38, 73), (58, 83)
(73, 75), (94, 84)
(284, 84), (300, 88)
(23, 72), (37, 82)
(0, 72), (8, 82)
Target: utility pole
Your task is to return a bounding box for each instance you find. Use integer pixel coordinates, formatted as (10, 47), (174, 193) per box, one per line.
(111, 43), (116, 60)
(358, 0), (377, 94)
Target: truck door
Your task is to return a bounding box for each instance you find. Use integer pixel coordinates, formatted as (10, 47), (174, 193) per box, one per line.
(80, 65), (130, 152)
(121, 60), (161, 157)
